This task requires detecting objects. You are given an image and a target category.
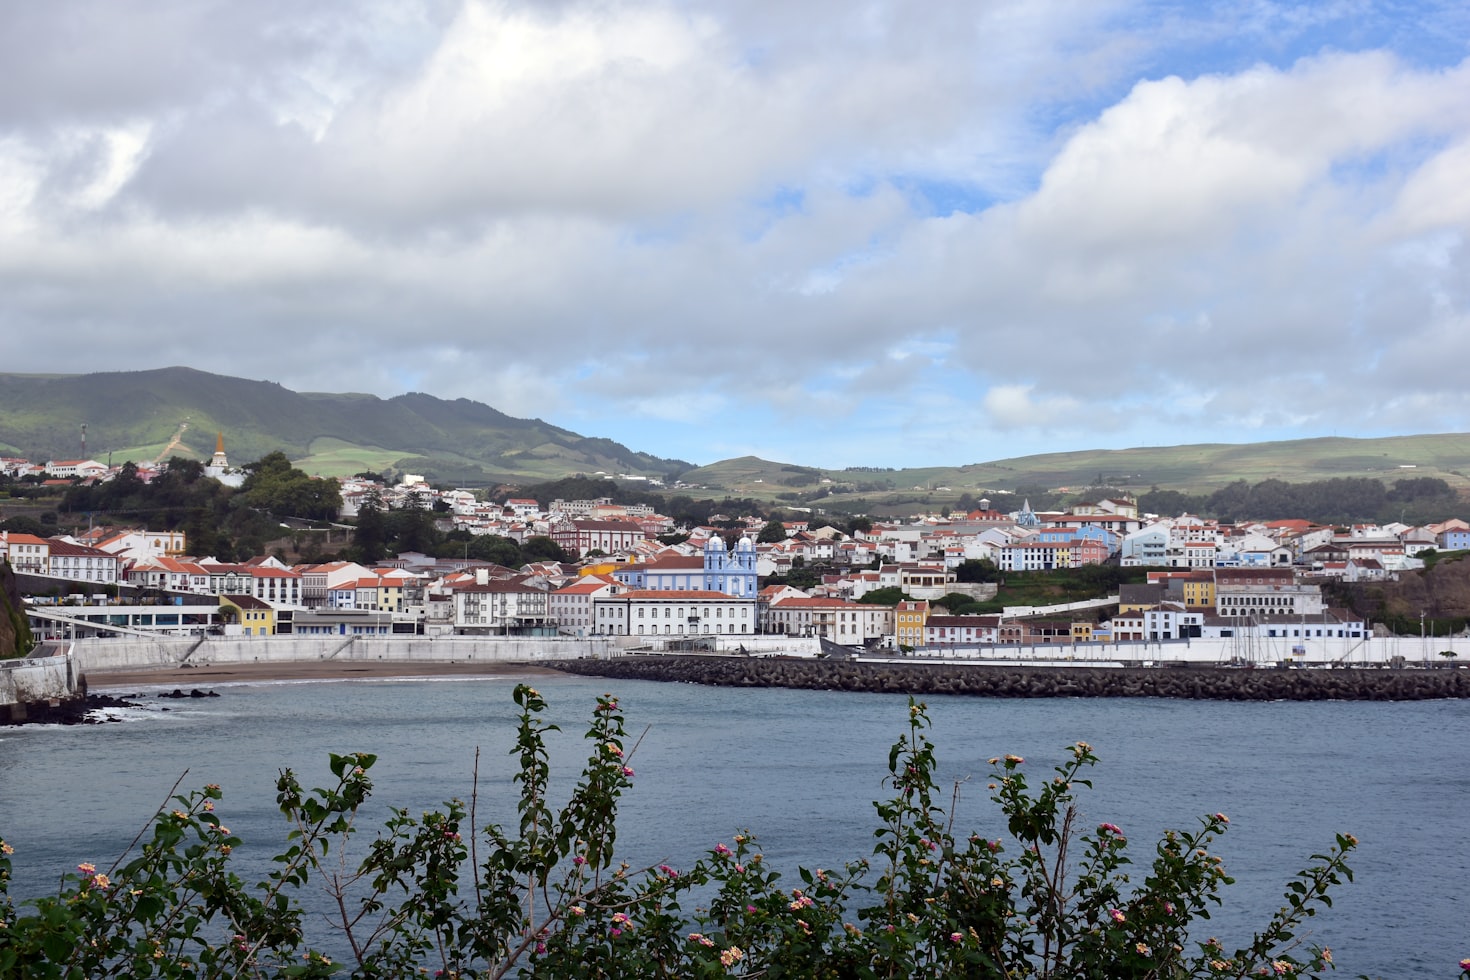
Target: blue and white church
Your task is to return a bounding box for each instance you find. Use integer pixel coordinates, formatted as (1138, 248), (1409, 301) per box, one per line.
(613, 534), (758, 597)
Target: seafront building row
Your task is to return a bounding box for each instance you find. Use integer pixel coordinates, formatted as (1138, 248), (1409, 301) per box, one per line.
(6, 534), (1378, 653)
(5, 454), (1461, 650)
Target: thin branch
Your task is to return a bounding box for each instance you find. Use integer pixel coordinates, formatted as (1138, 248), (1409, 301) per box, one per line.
(105, 769), (190, 877)
(471, 745), (483, 912)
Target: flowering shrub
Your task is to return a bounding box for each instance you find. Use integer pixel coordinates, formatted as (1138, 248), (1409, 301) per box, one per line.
(0, 686), (1397, 977)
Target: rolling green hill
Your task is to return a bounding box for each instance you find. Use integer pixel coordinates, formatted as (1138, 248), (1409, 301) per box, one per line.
(679, 435), (1470, 508)
(4, 368), (1468, 502)
(0, 367), (687, 483)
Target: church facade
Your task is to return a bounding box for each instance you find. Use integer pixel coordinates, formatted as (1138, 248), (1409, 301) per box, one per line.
(613, 534), (758, 597)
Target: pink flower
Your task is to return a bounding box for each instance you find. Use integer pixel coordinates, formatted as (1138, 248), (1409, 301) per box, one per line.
(714, 843), (732, 857)
(621, 766), (635, 777)
(573, 855), (586, 866)
(745, 904), (757, 914)
(1459, 959), (1470, 972)
(720, 946), (745, 967)
(1108, 908), (1126, 924)
(949, 932), (963, 943)
(77, 863), (96, 876)
(534, 942), (546, 954)
(610, 928), (622, 937)
(1215, 813), (1230, 824)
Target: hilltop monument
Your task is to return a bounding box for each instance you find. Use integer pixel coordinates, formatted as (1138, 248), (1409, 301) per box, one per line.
(204, 432), (245, 487)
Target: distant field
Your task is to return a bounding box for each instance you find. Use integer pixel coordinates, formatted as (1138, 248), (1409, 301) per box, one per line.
(296, 439), (425, 478)
(684, 434), (1470, 502)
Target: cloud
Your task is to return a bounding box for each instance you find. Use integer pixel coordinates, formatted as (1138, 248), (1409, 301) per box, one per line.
(1, 1), (1468, 468)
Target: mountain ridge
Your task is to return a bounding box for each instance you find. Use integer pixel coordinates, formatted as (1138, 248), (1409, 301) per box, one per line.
(2, 368), (1468, 497)
(0, 367), (688, 484)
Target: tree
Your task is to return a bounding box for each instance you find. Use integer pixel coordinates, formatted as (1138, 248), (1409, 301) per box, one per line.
(758, 518), (787, 543)
(936, 592), (984, 615)
(858, 586), (910, 605)
(241, 452), (342, 521)
(0, 516), (47, 536)
(352, 488), (388, 563)
(955, 558), (1000, 583)
(464, 534), (523, 567)
(522, 536), (569, 563)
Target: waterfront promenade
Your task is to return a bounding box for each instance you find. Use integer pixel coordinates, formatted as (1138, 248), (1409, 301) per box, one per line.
(67, 633), (1470, 702)
(4, 632), (1465, 713)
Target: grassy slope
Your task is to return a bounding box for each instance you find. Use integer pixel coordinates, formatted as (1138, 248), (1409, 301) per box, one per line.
(682, 434), (1470, 502)
(5, 368), (1467, 494)
(0, 368), (682, 482)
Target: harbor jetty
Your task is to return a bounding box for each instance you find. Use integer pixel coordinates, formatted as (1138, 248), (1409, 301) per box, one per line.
(547, 654), (1470, 701)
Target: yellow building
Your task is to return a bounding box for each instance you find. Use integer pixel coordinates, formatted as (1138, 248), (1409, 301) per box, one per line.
(895, 599), (930, 649)
(219, 594), (275, 636)
(1182, 572), (1216, 609)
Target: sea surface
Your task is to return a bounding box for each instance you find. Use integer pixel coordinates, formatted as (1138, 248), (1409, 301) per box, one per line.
(1, 675), (1465, 978)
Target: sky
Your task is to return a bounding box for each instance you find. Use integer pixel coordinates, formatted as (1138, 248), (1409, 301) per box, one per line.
(2, 1), (1468, 470)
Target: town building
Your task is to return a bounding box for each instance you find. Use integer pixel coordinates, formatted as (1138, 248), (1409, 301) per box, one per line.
(591, 590), (757, 637)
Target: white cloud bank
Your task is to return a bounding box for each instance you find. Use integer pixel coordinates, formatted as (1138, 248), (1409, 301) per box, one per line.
(1, 0), (1467, 467)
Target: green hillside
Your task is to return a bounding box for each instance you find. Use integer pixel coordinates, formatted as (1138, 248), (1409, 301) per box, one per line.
(680, 435), (1470, 507)
(0, 368), (687, 483)
(5, 368), (1468, 499)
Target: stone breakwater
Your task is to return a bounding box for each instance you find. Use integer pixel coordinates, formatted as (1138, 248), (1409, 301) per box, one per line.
(547, 656), (1470, 701)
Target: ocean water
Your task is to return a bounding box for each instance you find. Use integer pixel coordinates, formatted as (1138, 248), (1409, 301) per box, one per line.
(1, 675), (1465, 978)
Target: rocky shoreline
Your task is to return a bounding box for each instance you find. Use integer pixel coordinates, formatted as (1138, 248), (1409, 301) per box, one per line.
(0, 692), (144, 726)
(547, 656), (1470, 701)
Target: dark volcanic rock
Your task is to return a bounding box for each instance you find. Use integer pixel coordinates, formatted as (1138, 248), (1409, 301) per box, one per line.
(0, 692), (143, 727)
(545, 657), (1470, 701)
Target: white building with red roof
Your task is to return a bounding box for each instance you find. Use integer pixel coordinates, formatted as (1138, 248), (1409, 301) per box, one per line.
(44, 539), (120, 584)
(549, 576), (623, 635)
(450, 577), (551, 634)
(590, 589), (757, 637)
(125, 556), (212, 593)
(765, 595), (892, 644)
(0, 532), (50, 574)
(44, 459), (109, 479)
(94, 529), (187, 562)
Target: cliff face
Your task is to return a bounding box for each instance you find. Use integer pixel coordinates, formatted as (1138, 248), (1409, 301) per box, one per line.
(1, 560), (34, 660)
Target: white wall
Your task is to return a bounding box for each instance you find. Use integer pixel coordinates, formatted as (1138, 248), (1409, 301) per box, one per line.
(1, 654), (78, 714)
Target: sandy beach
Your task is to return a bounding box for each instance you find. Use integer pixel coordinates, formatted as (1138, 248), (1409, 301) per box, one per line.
(83, 660), (565, 690)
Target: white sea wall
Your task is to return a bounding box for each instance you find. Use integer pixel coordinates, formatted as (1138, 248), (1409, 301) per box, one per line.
(0, 655), (77, 716)
(60, 632), (1470, 677)
(69, 635), (620, 674)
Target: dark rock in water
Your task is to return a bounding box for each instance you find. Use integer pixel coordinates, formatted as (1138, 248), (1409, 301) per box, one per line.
(545, 656), (1470, 702)
(0, 692), (143, 727)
